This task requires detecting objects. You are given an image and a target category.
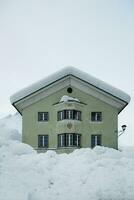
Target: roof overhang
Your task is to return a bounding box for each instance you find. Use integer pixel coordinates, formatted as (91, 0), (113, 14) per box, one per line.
(11, 74), (128, 115)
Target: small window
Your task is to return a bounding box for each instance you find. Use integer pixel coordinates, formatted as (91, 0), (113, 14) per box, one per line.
(91, 135), (101, 148)
(38, 135), (49, 148)
(38, 112), (49, 122)
(67, 87), (73, 93)
(91, 112), (102, 122)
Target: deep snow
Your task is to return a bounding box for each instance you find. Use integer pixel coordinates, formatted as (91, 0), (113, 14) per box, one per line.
(0, 113), (134, 200)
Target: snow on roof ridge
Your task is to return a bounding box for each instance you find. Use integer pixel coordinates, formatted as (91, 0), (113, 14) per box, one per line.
(10, 66), (131, 104)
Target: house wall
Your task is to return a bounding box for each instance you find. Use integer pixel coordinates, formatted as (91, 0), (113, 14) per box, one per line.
(22, 86), (118, 153)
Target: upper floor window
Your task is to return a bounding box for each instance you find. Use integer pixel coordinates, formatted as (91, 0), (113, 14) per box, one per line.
(38, 135), (49, 148)
(91, 112), (102, 122)
(58, 133), (81, 147)
(57, 110), (81, 121)
(38, 112), (49, 122)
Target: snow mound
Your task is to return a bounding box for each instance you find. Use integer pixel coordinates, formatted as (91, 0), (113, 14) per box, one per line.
(60, 95), (80, 102)
(0, 112), (22, 145)
(9, 142), (35, 155)
(0, 113), (134, 200)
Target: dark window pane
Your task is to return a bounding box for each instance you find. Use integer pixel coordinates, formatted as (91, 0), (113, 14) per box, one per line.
(91, 135), (101, 148)
(38, 113), (42, 121)
(77, 134), (81, 147)
(58, 134), (65, 147)
(63, 110), (65, 119)
(74, 134), (81, 147)
(43, 135), (48, 147)
(38, 112), (49, 121)
(74, 134), (77, 145)
(43, 113), (48, 121)
(66, 134), (69, 146)
(62, 134), (65, 146)
(77, 111), (81, 120)
(58, 135), (61, 146)
(73, 110), (77, 119)
(69, 110), (72, 119)
(91, 112), (95, 121)
(38, 135), (42, 147)
(57, 111), (61, 121)
(91, 112), (102, 122)
(97, 136), (101, 145)
(38, 135), (48, 148)
(66, 110), (69, 119)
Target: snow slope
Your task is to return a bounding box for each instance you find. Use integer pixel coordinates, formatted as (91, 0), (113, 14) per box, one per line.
(0, 114), (134, 200)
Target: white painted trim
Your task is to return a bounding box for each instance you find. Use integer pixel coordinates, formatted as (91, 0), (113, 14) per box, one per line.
(95, 136), (98, 146)
(76, 134), (79, 146)
(89, 121), (103, 124)
(42, 136), (45, 147)
(60, 135), (63, 147)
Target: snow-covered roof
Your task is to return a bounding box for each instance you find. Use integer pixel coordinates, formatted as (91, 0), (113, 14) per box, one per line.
(10, 66), (131, 105)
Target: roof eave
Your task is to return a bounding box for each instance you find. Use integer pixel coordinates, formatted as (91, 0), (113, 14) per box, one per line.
(11, 73), (129, 115)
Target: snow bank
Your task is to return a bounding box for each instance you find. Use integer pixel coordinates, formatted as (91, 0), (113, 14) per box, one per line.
(0, 113), (22, 145)
(0, 114), (134, 200)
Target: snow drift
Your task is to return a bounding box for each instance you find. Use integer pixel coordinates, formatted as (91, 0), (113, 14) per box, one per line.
(0, 113), (134, 200)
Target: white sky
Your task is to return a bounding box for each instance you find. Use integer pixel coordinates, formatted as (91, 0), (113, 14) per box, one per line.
(0, 0), (134, 145)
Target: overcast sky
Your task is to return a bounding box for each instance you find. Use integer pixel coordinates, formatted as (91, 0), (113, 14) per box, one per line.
(0, 0), (134, 145)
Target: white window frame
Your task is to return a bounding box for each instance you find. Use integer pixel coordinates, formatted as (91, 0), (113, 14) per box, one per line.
(76, 134), (79, 146)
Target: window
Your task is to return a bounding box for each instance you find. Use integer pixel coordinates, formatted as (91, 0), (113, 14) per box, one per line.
(91, 135), (101, 148)
(58, 134), (65, 147)
(67, 87), (73, 93)
(58, 133), (81, 147)
(57, 110), (81, 121)
(66, 134), (73, 146)
(38, 135), (49, 148)
(38, 112), (49, 122)
(91, 112), (102, 122)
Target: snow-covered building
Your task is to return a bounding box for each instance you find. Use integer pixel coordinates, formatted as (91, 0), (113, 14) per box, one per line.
(10, 67), (130, 153)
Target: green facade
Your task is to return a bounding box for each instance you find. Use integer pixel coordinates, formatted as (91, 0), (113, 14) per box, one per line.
(22, 86), (118, 153)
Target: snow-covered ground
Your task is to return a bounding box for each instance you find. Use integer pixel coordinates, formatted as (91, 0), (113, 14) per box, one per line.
(0, 114), (134, 200)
